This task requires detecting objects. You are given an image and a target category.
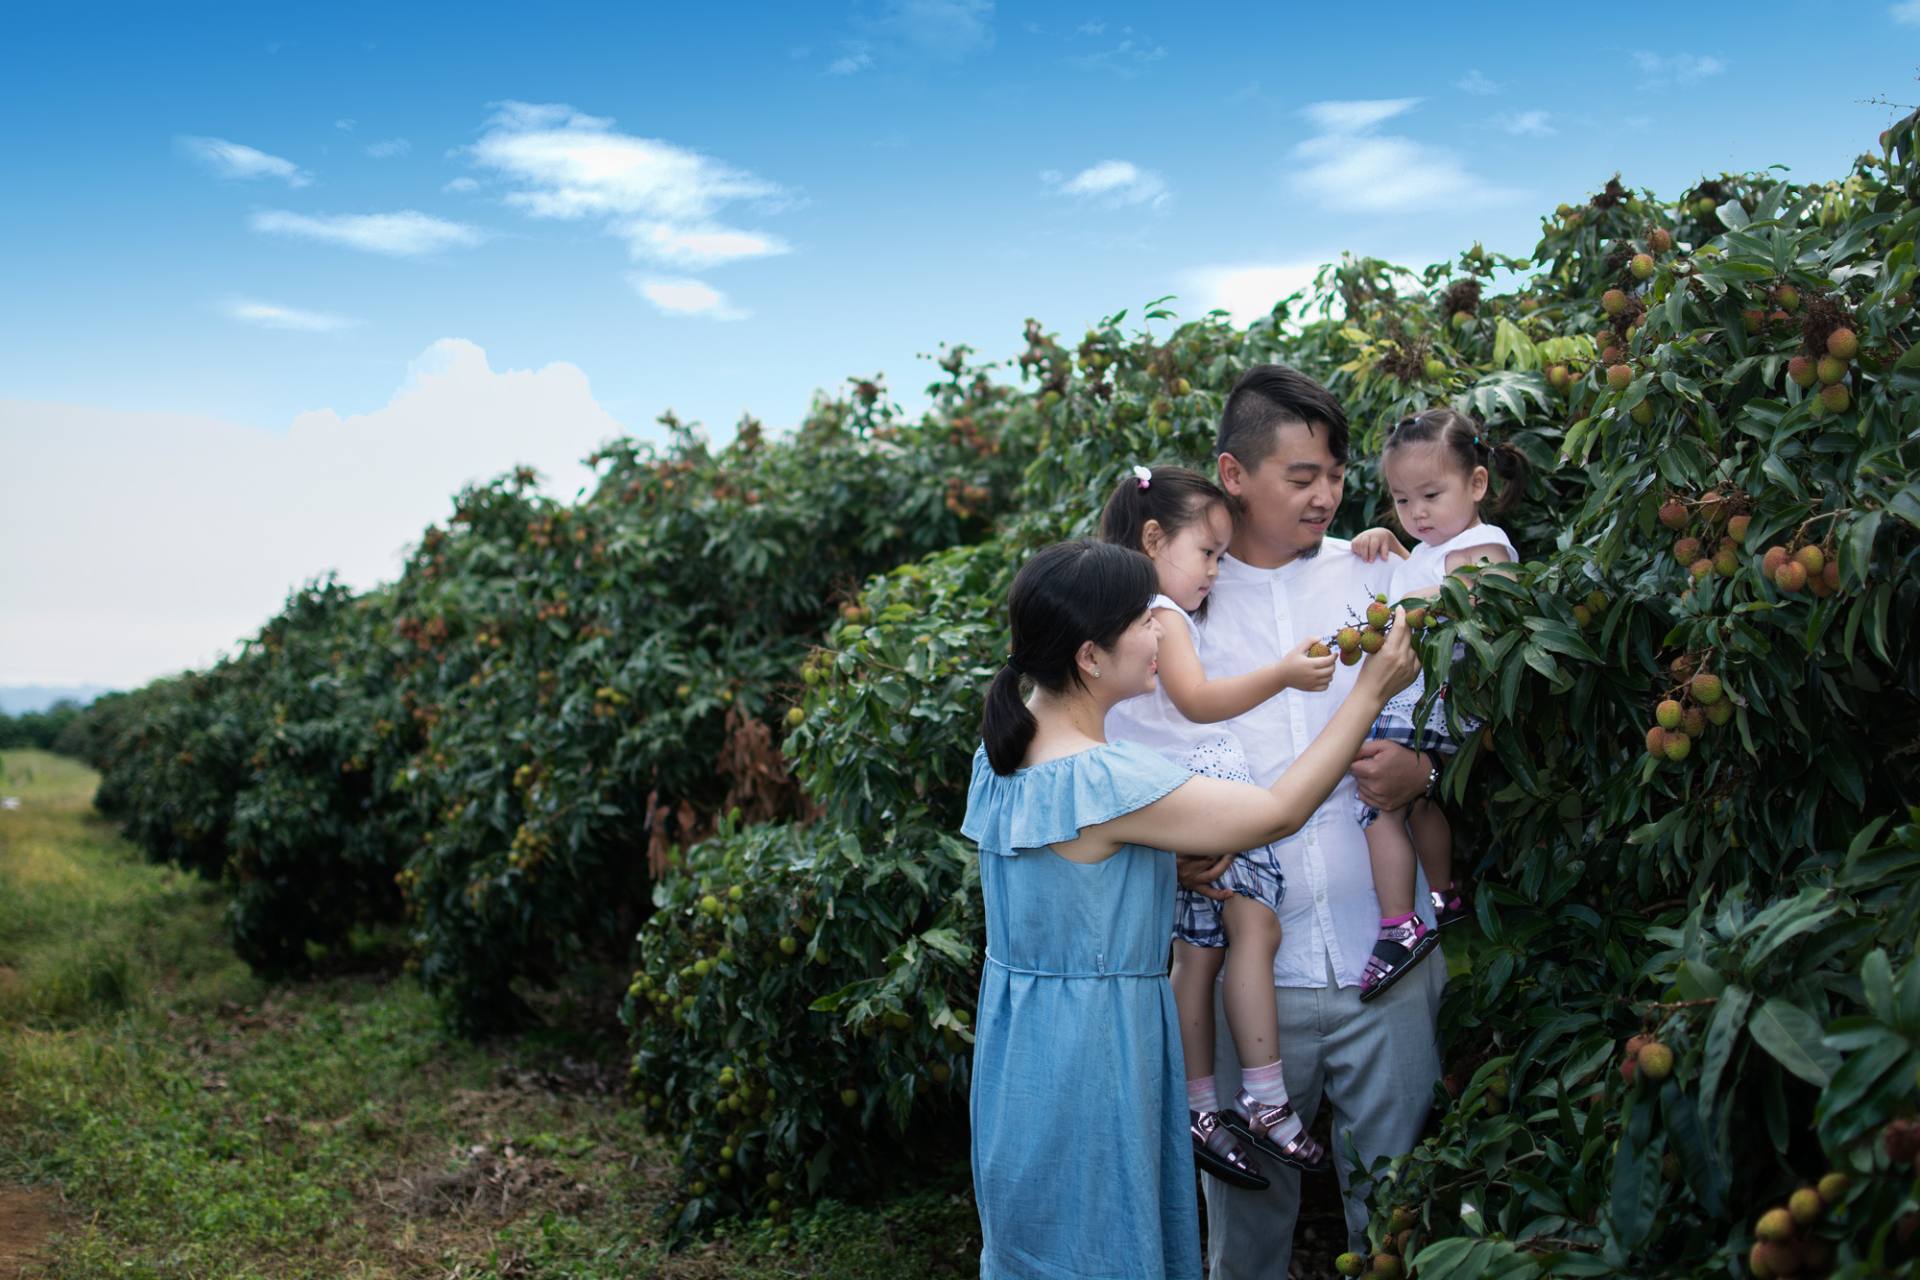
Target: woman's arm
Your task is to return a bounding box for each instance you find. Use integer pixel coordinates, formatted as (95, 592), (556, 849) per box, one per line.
(1153, 609), (1334, 724)
(1066, 612), (1419, 859)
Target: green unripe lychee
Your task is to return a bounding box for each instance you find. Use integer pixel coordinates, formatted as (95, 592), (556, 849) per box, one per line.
(1755, 1206), (1795, 1243)
(1360, 628), (1385, 654)
(1631, 253), (1655, 279)
(1818, 382), (1850, 413)
(1335, 1253), (1366, 1278)
(1817, 1171), (1849, 1203)
(1371, 1256), (1405, 1280)
(1656, 700), (1683, 731)
(786, 706), (806, 727)
(1705, 699), (1733, 726)
(1690, 673), (1723, 705)
(1631, 401), (1653, 425)
(1789, 1186), (1823, 1225)
(778, 935), (798, 955)
(1673, 536), (1702, 564)
(1662, 733), (1691, 762)
(1775, 285), (1800, 312)
(1816, 355), (1846, 385)
(1648, 227), (1672, 253)
(1825, 327), (1858, 360)
(1713, 545), (1739, 577)
(1547, 363), (1570, 390)
(1585, 590), (1608, 614)
(1423, 357), (1446, 380)
(1335, 626), (1362, 655)
(1602, 289), (1628, 316)
(1794, 545), (1824, 575)
(1727, 514), (1751, 542)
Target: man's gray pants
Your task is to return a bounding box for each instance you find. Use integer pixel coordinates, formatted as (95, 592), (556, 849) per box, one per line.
(1201, 954), (1444, 1279)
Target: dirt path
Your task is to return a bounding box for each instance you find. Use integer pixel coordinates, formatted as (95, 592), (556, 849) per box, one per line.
(0, 1184), (60, 1278)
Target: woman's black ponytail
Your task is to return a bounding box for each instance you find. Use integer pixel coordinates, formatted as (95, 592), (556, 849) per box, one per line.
(982, 540), (1158, 776)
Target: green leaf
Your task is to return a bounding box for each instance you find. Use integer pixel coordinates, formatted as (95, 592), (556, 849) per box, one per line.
(1748, 997), (1840, 1086)
(1698, 984), (1752, 1124)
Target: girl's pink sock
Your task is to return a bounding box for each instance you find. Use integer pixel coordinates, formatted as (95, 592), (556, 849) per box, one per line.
(1241, 1059), (1289, 1106)
(1187, 1075), (1218, 1113)
(1379, 911), (1416, 929)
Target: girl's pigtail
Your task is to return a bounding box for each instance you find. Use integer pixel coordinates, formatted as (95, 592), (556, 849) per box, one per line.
(982, 664), (1038, 776)
(1485, 441), (1531, 515)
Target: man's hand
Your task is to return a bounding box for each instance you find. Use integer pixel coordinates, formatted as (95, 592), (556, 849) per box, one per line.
(1177, 852), (1236, 901)
(1351, 740), (1433, 811)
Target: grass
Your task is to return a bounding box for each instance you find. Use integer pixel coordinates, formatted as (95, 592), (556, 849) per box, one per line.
(0, 750), (980, 1279)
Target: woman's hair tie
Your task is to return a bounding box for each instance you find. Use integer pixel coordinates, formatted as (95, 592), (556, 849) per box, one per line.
(1131, 464), (1152, 490)
(1005, 652), (1024, 674)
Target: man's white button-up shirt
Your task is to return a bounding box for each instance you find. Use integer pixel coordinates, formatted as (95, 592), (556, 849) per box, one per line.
(1197, 538), (1435, 989)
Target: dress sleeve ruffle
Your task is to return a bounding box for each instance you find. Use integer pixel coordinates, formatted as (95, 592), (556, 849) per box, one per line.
(960, 741), (1192, 857)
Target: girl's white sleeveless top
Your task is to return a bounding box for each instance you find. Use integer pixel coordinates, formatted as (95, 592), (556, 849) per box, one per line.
(1103, 594), (1241, 768)
(1391, 523), (1517, 599)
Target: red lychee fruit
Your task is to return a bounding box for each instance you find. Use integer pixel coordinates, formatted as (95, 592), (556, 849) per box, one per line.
(1607, 364), (1633, 391)
(1335, 626), (1361, 655)
(1820, 561), (1839, 593)
(1761, 546), (1790, 577)
(1727, 514), (1751, 542)
(1659, 499), (1689, 530)
(1365, 594), (1391, 628)
(1774, 560), (1808, 592)
(1741, 309), (1764, 335)
(1679, 706), (1706, 738)
(1787, 356), (1817, 388)
(1602, 289), (1629, 316)
(1648, 227), (1672, 253)
(1673, 536), (1702, 565)
(1825, 327), (1858, 360)
(1689, 558), (1714, 582)
(1645, 726), (1668, 758)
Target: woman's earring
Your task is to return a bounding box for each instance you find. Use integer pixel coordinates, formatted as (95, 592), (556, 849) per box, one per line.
(1092, 666), (1102, 678)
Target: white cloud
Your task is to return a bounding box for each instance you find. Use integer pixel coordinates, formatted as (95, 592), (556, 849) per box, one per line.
(1180, 262), (1333, 328)
(364, 137), (411, 159)
(249, 209), (484, 256)
(1292, 98), (1520, 213)
(0, 340), (627, 686)
(1076, 20), (1106, 35)
(617, 221), (789, 267)
(1495, 110), (1555, 137)
(1896, 1), (1920, 23)
(1302, 98), (1420, 134)
(1631, 51), (1726, 85)
(334, 118), (356, 132)
(827, 48), (874, 74)
(443, 176), (480, 194)
(632, 276), (747, 320)
(176, 136), (312, 187)
(1453, 69), (1500, 95)
(874, 0), (994, 56)
(1041, 159), (1170, 209)
(224, 299), (358, 332)
(1069, 35), (1165, 76)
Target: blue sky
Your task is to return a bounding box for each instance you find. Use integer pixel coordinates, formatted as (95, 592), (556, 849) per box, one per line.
(2, 1), (1917, 687)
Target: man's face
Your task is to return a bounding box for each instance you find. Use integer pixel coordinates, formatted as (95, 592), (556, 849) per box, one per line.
(1218, 422), (1346, 565)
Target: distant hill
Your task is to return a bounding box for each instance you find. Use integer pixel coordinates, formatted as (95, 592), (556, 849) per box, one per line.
(0, 685), (117, 715)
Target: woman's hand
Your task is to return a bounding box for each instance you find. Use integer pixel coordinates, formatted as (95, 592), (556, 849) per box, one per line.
(1274, 635), (1337, 693)
(1355, 607), (1420, 704)
(1350, 527), (1410, 563)
(1177, 852), (1236, 901)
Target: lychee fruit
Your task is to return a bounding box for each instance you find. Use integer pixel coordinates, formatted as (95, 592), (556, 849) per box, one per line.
(1307, 640), (1332, 658)
(1761, 546), (1790, 577)
(1794, 546), (1824, 575)
(1816, 355), (1846, 385)
(1689, 557), (1714, 582)
(1371, 1255), (1404, 1280)
(1775, 285), (1801, 312)
(1659, 499), (1689, 530)
(1755, 1207), (1795, 1243)
(1774, 560), (1808, 592)
(1608, 364), (1633, 391)
(1787, 356), (1817, 388)
(1727, 514), (1751, 542)
(1648, 227), (1672, 253)
(1360, 628), (1385, 654)
(1741, 309), (1764, 335)
(1340, 645), (1363, 667)
(1602, 343), (1625, 365)
(1820, 561), (1839, 593)
(1631, 253), (1655, 279)
(1547, 363), (1570, 391)
(1602, 288), (1628, 316)
(1645, 726), (1668, 757)
(1816, 1171), (1849, 1204)
(1662, 733), (1691, 762)
(1670, 654), (1695, 680)
(1631, 401), (1653, 425)
(1366, 594), (1391, 628)
(1423, 357), (1447, 380)
(1818, 383), (1850, 413)
(1825, 327), (1858, 360)
(1404, 606), (1429, 631)
(1690, 673), (1723, 704)
(1713, 544), (1739, 577)
(1680, 706), (1706, 738)
(1705, 699), (1733, 726)
(1656, 700), (1683, 730)
(1335, 1254), (1365, 1278)
(1673, 536), (1702, 564)
(1789, 1186), (1823, 1226)
(1572, 603), (1592, 628)
(1748, 1240), (1795, 1278)
(1335, 626), (1361, 655)
(1637, 1041), (1674, 1079)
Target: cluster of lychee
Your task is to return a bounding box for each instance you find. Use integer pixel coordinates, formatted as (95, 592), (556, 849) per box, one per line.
(1786, 322), (1861, 416)
(1619, 1031), (1676, 1083)
(1759, 541), (1841, 597)
(1746, 1172), (1849, 1278)
(1334, 1204), (1420, 1278)
(1311, 595), (1432, 666)
(1740, 283), (1804, 342)
(1644, 659), (1730, 764)
(1660, 489), (1752, 585)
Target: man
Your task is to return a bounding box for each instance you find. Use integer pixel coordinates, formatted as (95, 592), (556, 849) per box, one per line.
(1189, 364), (1446, 1278)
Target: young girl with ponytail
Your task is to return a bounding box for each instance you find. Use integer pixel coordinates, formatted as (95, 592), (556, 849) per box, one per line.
(1096, 465), (1341, 1189)
(961, 538), (1417, 1280)
(1348, 409), (1530, 1000)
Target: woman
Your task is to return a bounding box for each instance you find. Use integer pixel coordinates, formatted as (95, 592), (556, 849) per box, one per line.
(962, 540), (1417, 1279)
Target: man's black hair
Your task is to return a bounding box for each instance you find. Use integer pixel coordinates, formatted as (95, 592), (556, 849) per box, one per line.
(1215, 364), (1350, 469)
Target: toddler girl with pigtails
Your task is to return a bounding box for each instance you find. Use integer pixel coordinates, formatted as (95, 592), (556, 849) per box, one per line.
(1100, 464), (1339, 1187)
(1348, 408), (1530, 999)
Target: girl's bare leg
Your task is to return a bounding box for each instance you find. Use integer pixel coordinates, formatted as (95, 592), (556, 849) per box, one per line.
(1219, 896), (1283, 1067)
(1409, 798), (1453, 895)
(1170, 938), (1226, 1083)
(1365, 806), (1417, 918)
